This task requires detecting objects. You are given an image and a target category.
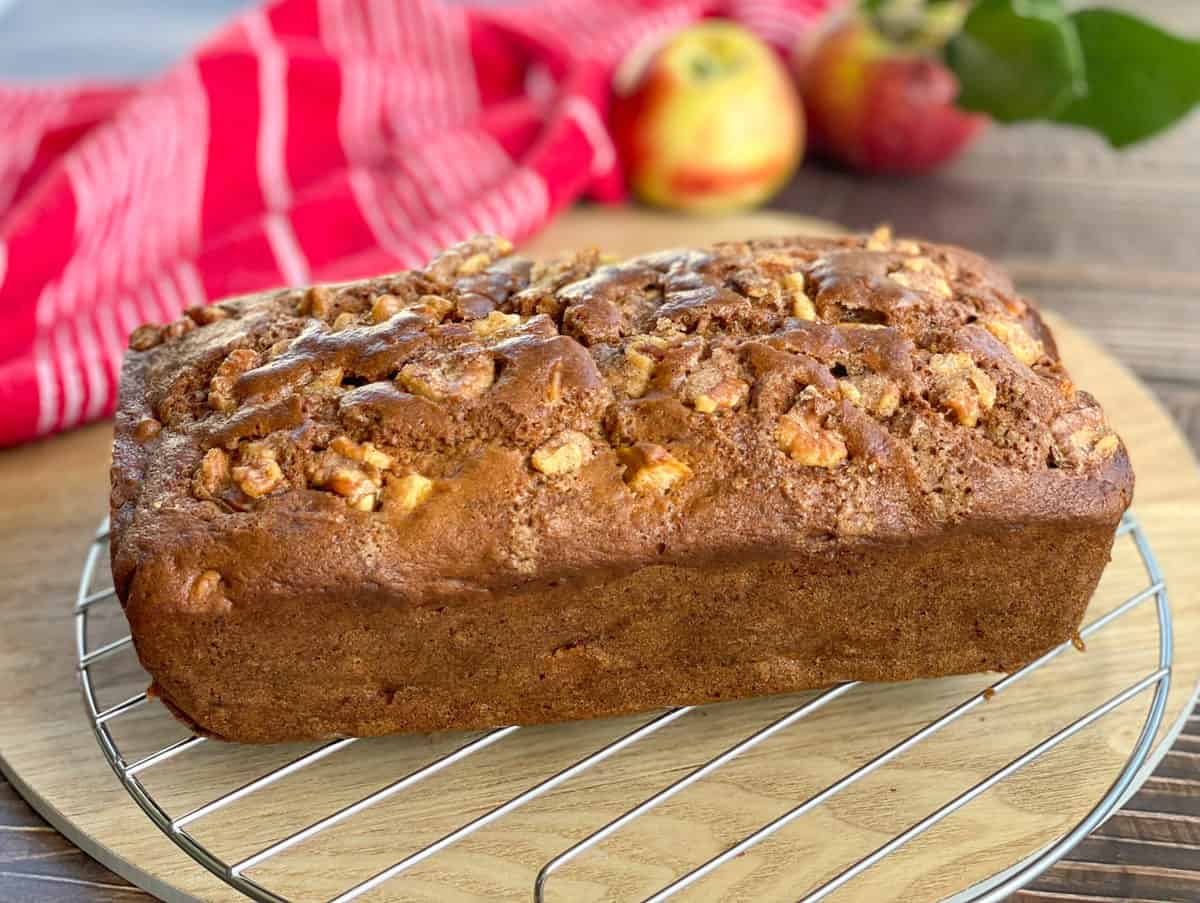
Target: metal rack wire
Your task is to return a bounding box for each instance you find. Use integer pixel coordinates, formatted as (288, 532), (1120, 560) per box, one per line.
(75, 512), (1173, 903)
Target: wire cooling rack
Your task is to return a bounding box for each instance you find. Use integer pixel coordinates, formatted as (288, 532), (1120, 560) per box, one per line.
(74, 512), (1173, 903)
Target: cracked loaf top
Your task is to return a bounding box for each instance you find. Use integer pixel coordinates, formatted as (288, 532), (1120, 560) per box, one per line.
(110, 229), (1132, 611)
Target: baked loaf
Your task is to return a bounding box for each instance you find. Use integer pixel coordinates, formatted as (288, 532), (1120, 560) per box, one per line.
(110, 229), (1132, 743)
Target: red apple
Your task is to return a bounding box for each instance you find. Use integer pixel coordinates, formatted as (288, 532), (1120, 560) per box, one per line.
(797, 19), (987, 175)
(613, 21), (804, 213)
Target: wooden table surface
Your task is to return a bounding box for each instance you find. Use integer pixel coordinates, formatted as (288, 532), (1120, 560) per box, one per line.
(3, 4), (1199, 900)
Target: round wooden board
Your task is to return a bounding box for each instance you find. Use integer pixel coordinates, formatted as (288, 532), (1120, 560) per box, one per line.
(1, 208), (1198, 903)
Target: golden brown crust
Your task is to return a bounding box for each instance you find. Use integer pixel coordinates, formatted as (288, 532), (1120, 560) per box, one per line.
(110, 230), (1133, 742)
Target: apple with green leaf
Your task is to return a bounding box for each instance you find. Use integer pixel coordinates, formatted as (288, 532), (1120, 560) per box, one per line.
(798, 0), (1200, 176)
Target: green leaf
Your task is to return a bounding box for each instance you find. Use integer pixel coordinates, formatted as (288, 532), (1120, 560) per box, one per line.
(945, 0), (1086, 122)
(1055, 9), (1200, 148)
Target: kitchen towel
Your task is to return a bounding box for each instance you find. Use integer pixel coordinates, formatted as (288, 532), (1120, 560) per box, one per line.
(0, 0), (836, 446)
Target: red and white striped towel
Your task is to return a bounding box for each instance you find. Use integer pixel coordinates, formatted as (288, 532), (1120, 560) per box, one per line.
(0, 0), (837, 446)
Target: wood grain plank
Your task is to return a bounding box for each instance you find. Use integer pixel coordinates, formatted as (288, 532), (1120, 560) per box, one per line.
(1150, 753), (1200, 785)
(1069, 836), (1200, 876)
(1022, 861), (1200, 903)
(1126, 785), (1200, 820)
(1017, 892), (1172, 903)
(1140, 777), (1200, 795)
(0, 784), (54, 832)
(1094, 812), (1200, 848)
(0, 782), (147, 901)
(0, 872), (150, 903)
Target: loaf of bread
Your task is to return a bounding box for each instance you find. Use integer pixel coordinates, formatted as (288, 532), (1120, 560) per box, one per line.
(110, 230), (1132, 743)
